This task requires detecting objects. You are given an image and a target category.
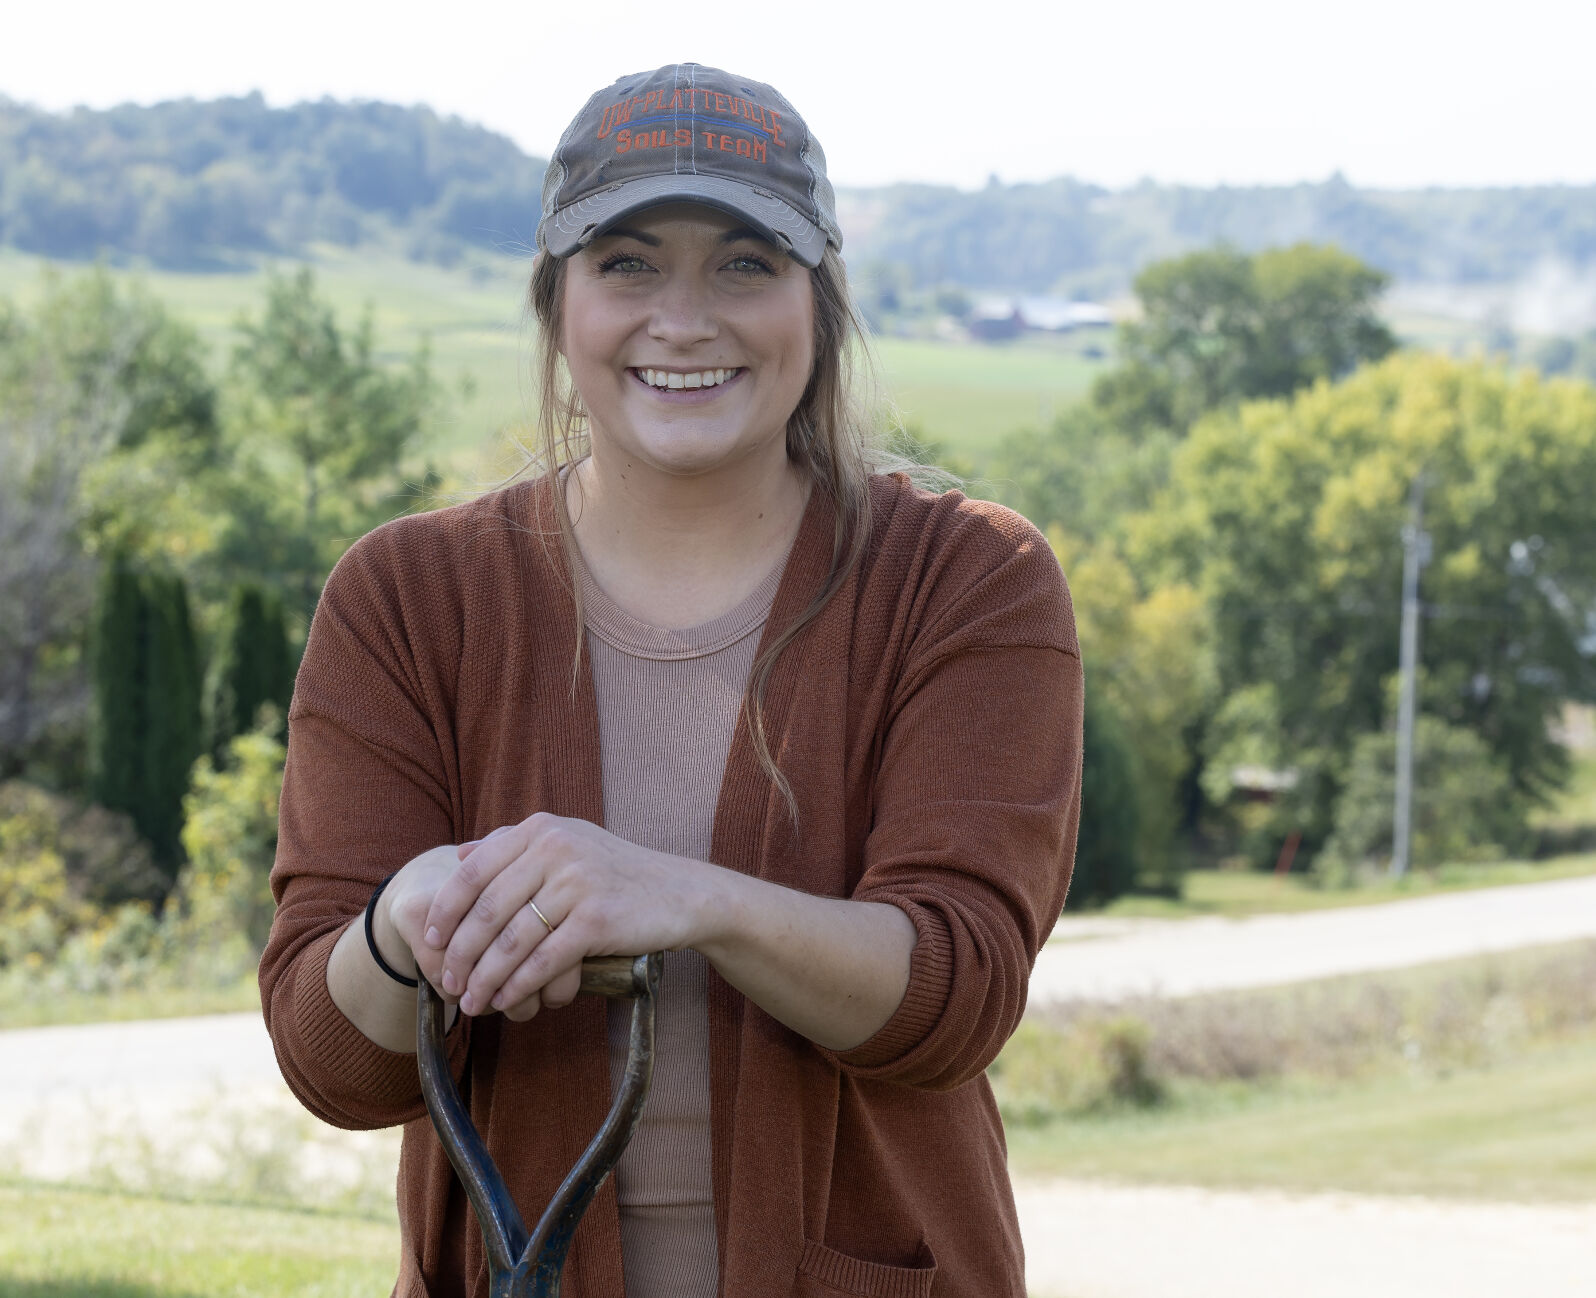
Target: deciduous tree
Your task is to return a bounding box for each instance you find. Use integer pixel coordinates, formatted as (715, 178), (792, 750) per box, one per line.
(1092, 243), (1396, 435)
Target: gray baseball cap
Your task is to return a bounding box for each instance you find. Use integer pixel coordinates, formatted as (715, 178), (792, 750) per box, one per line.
(537, 64), (843, 268)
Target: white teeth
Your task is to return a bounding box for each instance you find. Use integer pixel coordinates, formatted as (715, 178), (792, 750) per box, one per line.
(638, 368), (737, 389)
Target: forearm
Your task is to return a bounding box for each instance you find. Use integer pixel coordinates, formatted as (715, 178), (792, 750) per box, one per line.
(689, 863), (917, 1052)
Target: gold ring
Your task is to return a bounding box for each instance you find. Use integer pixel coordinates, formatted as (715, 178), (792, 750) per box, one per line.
(527, 899), (555, 934)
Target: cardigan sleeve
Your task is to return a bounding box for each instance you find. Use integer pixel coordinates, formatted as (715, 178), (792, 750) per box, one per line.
(258, 525), (472, 1130)
(824, 515), (1083, 1090)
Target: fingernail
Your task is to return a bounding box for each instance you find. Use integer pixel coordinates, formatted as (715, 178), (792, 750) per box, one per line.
(442, 969), (458, 995)
(460, 991), (475, 1015)
(491, 993), (505, 1010)
(426, 927), (442, 947)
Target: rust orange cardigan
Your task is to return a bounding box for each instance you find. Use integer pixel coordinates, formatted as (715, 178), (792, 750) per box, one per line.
(260, 471), (1083, 1298)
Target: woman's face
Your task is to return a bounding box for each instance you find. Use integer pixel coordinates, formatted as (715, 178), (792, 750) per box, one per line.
(559, 202), (815, 483)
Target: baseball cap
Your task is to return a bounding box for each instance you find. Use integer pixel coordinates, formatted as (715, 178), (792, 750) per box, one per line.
(537, 64), (843, 269)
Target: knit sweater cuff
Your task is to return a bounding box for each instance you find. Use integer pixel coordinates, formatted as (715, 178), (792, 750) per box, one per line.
(289, 927), (471, 1118)
(831, 900), (953, 1071)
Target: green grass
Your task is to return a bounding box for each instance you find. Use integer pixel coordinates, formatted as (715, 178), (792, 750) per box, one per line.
(0, 1183), (398, 1298)
(872, 335), (1103, 459)
(1094, 851), (1596, 921)
(1005, 1030), (1596, 1201)
(0, 974), (259, 1031)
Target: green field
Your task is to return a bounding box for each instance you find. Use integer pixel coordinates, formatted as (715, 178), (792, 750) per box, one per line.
(0, 973), (260, 1032)
(1007, 1030), (1596, 1201)
(0, 1184), (398, 1298)
(0, 248), (1103, 475)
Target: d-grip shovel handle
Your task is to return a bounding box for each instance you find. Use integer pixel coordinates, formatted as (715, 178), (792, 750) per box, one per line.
(416, 953), (664, 1298)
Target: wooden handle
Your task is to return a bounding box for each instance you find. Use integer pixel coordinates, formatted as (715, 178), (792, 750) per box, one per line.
(578, 954), (653, 999)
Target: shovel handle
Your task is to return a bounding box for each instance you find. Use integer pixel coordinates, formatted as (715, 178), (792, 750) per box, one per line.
(577, 954), (655, 999)
(417, 951), (663, 1298)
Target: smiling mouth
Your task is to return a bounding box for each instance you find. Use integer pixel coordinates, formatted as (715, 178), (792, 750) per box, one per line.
(630, 367), (742, 391)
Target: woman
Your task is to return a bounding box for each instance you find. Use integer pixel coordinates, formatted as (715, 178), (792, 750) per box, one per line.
(260, 63), (1082, 1298)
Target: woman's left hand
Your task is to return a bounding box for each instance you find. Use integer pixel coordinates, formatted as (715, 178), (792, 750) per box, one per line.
(421, 812), (711, 1021)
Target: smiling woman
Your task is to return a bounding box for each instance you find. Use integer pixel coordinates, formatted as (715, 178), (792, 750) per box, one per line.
(559, 207), (816, 540)
(259, 62), (1084, 1298)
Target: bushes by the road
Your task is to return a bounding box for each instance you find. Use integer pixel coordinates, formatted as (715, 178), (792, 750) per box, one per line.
(989, 940), (1596, 1124)
(1317, 717), (1531, 882)
(0, 715), (285, 1002)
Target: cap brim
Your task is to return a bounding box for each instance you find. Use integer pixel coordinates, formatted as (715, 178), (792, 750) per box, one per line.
(540, 173), (828, 268)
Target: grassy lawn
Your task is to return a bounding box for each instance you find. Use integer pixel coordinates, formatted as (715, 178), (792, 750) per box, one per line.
(1093, 851), (1596, 921)
(1005, 1030), (1596, 1201)
(0, 1183), (398, 1298)
(0, 975), (260, 1032)
(872, 335), (1103, 461)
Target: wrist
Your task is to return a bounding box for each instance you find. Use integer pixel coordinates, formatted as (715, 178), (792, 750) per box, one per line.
(685, 859), (751, 962)
(372, 873), (420, 983)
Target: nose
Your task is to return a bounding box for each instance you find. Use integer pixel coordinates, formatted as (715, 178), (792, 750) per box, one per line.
(646, 272), (719, 349)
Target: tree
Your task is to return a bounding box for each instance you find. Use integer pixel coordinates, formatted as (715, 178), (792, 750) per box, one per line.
(1319, 718), (1527, 878)
(88, 555), (204, 879)
(1050, 531), (1215, 890)
(1137, 352), (1596, 862)
(180, 716), (285, 952)
(989, 405), (1178, 543)
(1070, 689), (1142, 907)
(1, 270), (229, 786)
(227, 268), (434, 619)
(204, 583), (294, 766)
(1092, 244), (1397, 435)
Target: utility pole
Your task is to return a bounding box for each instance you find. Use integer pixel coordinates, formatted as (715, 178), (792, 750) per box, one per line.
(1391, 473), (1431, 878)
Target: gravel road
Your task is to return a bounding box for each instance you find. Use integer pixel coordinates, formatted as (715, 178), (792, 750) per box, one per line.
(1033, 872), (1596, 1001)
(1018, 1179), (1596, 1298)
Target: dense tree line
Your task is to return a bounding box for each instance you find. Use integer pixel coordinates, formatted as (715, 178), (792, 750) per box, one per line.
(848, 173), (1596, 295)
(6, 95), (1596, 290)
(0, 94), (545, 267)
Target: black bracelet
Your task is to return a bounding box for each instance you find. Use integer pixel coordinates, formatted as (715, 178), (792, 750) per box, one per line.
(364, 873), (419, 988)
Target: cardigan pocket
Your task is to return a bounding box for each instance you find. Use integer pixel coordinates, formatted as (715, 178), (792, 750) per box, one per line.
(795, 1237), (937, 1298)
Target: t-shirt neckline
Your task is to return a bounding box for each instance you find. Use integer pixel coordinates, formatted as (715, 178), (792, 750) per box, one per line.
(577, 547), (787, 661)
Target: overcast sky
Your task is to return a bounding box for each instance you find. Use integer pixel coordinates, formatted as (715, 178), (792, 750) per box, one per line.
(4, 0), (1591, 192)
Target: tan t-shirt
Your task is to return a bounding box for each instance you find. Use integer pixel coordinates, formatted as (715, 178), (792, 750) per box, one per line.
(581, 553), (785, 1298)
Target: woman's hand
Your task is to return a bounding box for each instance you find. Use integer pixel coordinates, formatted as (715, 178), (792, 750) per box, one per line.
(421, 813), (713, 1022)
(378, 844), (469, 993)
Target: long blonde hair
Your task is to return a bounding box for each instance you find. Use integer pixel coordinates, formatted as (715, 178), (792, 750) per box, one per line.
(523, 244), (889, 824)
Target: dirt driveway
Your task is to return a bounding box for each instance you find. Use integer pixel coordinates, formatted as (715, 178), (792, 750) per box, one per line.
(1017, 1178), (1596, 1298)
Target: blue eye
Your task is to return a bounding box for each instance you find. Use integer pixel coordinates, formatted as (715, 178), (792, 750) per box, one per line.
(728, 254), (776, 275)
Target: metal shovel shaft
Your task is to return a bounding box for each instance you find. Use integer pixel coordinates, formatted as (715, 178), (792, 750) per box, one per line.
(417, 953), (663, 1298)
